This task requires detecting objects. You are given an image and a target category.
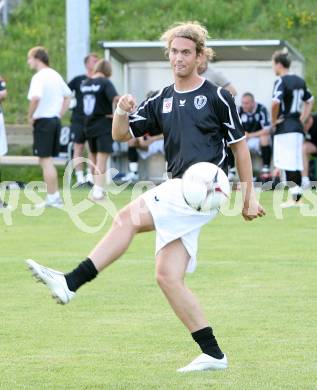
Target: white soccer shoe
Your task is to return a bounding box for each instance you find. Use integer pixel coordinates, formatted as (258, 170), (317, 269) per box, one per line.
(26, 259), (75, 304)
(121, 171), (139, 182)
(280, 199), (304, 208)
(35, 198), (64, 209)
(177, 353), (228, 373)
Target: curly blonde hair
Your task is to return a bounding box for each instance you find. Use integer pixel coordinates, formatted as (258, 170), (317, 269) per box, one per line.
(160, 21), (214, 59)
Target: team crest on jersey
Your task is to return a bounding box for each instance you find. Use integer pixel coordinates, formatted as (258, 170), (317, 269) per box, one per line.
(83, 94), (96, 116)
(241, 113), (248, 123)
(162, 97), (173, 113)
(194, 95), (207, 110)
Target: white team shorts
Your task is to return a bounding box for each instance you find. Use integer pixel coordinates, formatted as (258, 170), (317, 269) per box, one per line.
(273, 133), (304, 171)
(247, 137), (261, 154)
(141, 178), (218, 273)
(138, 139), (164, 160)
(0, 112), (8, 156)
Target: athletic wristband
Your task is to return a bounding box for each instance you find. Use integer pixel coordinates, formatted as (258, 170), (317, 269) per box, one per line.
(115, 106), (128, 116)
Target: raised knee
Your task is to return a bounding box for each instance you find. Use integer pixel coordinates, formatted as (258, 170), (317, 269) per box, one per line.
(113, 208), (129, 226)
(112, 207), (137, 232)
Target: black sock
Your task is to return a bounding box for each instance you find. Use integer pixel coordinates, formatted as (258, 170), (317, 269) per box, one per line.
(65, 258), (98, 292)
(128, 147), (138, 163)
(261, 145), (271, 167)
(285, 170), (302, 202)
(293, 193), (302, 202)
(191, 326), (224, 359)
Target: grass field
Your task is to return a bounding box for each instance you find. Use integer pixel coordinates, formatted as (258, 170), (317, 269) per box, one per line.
(1, 188), (317, 389)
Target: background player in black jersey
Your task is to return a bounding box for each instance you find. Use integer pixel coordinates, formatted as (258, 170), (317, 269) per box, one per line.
(302, 113), (317, 188)
(239, 92), (272, 180)
(68, 53), (99, 187)
(81, 59), (118, 201)
(272, 49), (314, 208)
(27, 22), (265, 372)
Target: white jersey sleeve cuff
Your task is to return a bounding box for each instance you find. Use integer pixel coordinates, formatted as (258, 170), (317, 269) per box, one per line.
(129, 127), (136, 138)
(227, 134), (246, 145)
(305, 96), (314, 103)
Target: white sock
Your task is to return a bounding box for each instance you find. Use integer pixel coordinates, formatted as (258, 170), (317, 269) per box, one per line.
(92, 185), (104, 199)
(129, 162), (138, 173)
(75, 170), (85, 184)
(47, 191), (60, 202)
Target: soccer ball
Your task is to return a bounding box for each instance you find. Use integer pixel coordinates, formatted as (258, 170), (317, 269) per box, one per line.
(182, 162), (230, 212)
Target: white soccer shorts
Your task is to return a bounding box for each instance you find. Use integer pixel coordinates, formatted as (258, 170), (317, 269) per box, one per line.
(141, 178), (218, 273)
(273, 132), (304, 171)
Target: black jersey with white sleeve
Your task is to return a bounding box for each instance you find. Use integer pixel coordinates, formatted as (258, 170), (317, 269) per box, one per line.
(81, 77), (118, 137)
(272, 74), (314, 135)
(129, 79), (245, 178)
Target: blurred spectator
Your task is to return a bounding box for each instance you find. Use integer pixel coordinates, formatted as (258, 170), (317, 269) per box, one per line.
(302, 113), (317, 188)
(0, 74), (8, 208)
(122, 134), (164, 181)
(122, 90), (165, 182)
(27, 46), (72, 208)
(239, 92), (272, 179)
(81, 59), (118, 201)
(68, 52), (99, 187)
(198, 51), (237, 96)
(271, 49), (314, 207)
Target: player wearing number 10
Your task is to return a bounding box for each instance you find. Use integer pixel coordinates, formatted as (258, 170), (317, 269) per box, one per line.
(271, 49), (314, 208)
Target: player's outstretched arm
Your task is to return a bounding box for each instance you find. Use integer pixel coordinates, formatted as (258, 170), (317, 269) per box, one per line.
(230, 139), (266, 221)
(112, 94), (136, 142)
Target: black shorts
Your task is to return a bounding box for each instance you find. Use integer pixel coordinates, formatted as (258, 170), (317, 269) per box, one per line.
(33, 117), (61, 157)
(71, 119), (86, 144)
(87, 132), (113, 154)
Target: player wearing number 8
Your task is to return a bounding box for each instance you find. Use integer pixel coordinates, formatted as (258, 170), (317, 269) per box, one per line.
(271, 49), (314, 208)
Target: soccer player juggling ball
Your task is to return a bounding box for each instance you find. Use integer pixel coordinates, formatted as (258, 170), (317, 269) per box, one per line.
(27, 22), (265, 372)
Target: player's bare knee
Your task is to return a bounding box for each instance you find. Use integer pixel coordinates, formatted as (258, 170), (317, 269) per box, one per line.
(260, 134), (269, 146)
(156, 269), (182, 291)
(302, 142), (310, 154)
(74, 143), (84, 154)
(112, 207), (137, 233)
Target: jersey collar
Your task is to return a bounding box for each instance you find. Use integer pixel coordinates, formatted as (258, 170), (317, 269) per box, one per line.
(174, 78), (206, 94)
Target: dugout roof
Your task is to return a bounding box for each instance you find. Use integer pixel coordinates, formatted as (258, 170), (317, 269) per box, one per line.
(99, 39), (304, 63)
